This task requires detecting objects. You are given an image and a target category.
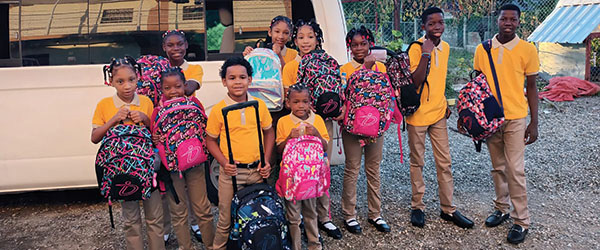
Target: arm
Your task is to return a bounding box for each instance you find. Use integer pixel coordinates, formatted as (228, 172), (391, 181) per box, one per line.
(411, 40), (434, 89)
(305, 124), (327, 149)
(276, 127), (302, 154)
(206, 136), (238, 176)
(525, 74), (539, 145)
(91, 107), (128, 144)
(184, 80), (200, 96)
(129, 110), (151, 127)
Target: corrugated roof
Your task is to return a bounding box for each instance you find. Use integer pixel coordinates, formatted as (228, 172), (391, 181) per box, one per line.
(528, 3), (600, 43)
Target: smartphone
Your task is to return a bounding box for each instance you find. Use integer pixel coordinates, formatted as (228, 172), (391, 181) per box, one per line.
(370, 48), (388, 62)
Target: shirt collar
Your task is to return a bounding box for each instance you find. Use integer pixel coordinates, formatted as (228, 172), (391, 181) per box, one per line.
(180, 60), (189, 71)
(350, 58), (362, 69)
(290, 110), (315, 125)
(224, 93), (253, 106)
(281, 45), (288, 57)
(113, 93), (140, 108)
(492, 34), (520, 50)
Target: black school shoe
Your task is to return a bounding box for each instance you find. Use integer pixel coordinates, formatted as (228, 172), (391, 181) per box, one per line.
(367, 217), (391, 233)
(485, 210), (510, 227)
(507, 224), (528, 244)
(410, 209), (425, 228)
(191, 228), (203, 243)
(318, 221), (343, 239)
(440, 210), (474, 229)
(343, 219), (362, 234)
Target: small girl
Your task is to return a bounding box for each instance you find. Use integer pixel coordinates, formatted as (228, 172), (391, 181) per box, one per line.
(152, 67), (215, 250)
(339, 26), (390, 234)
(281, 19), (343, 240)
(92, 57), (165, 250)
(162, 30), (203, 96)
(243, 15), (298, 68)
(276, 84), (329, 250)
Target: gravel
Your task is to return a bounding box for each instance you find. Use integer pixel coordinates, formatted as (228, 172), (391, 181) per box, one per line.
(1, 96), (599, 250)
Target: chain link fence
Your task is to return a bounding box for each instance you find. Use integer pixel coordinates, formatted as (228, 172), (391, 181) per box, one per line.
(342, 0), (559, 92)
(343, 0), (558, 50)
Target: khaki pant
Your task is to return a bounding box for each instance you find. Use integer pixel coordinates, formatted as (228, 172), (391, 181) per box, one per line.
(315, 120), (335, 222)
(407, 117), (456, 214)
(486, 118), (530, 228)
(341, 131), (384, 220)
(167, 166), (216, 250)
(162, 192), (201, 237)
(121, 190), (165, 250)
(286, 198), (322, 250)
(213, 167), (263, 250)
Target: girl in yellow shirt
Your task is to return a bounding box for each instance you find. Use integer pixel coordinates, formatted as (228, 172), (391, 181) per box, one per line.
(242, 16), (298, 68)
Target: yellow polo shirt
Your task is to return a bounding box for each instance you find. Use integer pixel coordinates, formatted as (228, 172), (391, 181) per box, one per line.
(282, 57), (301, 88)
(339, 59), (387, 80)
(92, 93), (154, 128)
(406, 38), (450, 126)
(276, 111), (329, 145)
(206, 94), (273, 164)
(473, 35), (539, 120)
(281, 47), (299, 64)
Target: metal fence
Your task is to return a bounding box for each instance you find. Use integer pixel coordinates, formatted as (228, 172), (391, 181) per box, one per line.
(342, 0), (559, 50)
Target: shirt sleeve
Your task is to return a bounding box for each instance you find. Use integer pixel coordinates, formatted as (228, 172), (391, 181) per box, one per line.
(408, 43), (422, 73)
(473, 45), (484, 72)
(92, 101), (105, 128)
(259, 100), (273, 130)
(205, 106), (222, 138)
(375, 62), (387, 73)
(314, 115), (330, 142)
(275, 118), (287, 145)
(186, 65), (204, 88)
(525, 45), (540, 76)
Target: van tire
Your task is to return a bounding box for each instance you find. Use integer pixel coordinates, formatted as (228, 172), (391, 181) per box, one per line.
(204, 156), (220, 206)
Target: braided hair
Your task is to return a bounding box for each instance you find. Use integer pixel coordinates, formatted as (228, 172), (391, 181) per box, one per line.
(286, 83), (310, 99)
(292, 19), (324, 50)
(162, 29), (186, 45)
(264, 16), (293, 45)
(160, 67), (186, 84)
(345, 26), (375, 50)
(103, 56), (141, 86)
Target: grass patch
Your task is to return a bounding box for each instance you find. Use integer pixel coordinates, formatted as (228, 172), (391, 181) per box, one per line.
(446, 48), (474, 99)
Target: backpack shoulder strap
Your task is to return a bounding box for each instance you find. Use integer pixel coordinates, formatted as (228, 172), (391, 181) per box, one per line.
(483, 39), (503, 109)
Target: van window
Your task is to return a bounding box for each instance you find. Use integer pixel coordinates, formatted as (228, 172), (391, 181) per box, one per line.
(2, 0), (316, 66)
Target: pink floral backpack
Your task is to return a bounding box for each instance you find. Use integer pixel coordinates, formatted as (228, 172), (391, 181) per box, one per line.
(151, 96), (208, 173)
(343, 67), (395, 139)
(276, 135), (330, 201)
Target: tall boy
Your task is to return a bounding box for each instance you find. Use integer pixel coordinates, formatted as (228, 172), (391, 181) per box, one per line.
(205, 57), (274, 250)
(463, 3), (539, 244)
(407, 7), (473, 229)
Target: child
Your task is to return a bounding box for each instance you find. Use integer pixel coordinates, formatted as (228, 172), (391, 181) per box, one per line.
(406, 7), (474, 229)
(276, 84), (328, 250)
(339, 26), (390, 234)
(152, 67), (215, 250)
(162, 30), (203, 96)
(461, 4), (539, 244)
(161, 29), (206, 243)
(282, 19), (343, 239)
(243, 15), (298, 68)
(205, 57), (274, 250)
(91, 57), (165, 250)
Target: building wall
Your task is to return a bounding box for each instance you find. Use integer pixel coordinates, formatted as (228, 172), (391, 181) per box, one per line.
(539, 42), (586, 80)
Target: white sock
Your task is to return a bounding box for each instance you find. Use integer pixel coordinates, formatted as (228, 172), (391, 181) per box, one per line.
(191, 224), (200, 231)
(323, 221), (337, 230)
(163, 234), (169, 241)
(346, 218), (359, 226)
(373, 217), (386, 225)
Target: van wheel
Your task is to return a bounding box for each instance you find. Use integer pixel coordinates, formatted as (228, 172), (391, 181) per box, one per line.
(204, 156), (220, 206)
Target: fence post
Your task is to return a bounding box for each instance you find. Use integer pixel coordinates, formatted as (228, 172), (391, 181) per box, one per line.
(463, 17), (467, 48)
(413, 18), (418, 40)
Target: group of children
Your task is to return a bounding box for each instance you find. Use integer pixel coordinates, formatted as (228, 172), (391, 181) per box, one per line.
(92, 3), (539, 249)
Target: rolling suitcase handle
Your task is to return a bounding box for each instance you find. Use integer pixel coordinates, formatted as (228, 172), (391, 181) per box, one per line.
(221, 100), (267, 193)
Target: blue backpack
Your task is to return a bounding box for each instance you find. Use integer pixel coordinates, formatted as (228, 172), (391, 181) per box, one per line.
(228, 183), (291, 250)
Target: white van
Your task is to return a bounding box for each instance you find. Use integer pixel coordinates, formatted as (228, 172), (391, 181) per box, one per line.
(0, 0), (348, 194)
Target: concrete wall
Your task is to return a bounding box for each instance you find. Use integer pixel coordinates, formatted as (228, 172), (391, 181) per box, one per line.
(538, 42), (586, 80)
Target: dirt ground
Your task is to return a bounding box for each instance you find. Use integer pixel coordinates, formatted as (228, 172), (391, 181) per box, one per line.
(1, 96), (599, 250)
